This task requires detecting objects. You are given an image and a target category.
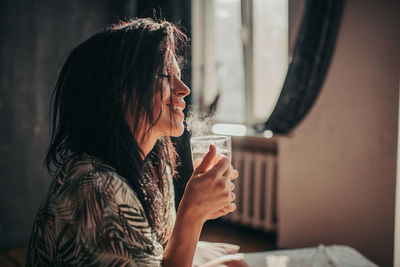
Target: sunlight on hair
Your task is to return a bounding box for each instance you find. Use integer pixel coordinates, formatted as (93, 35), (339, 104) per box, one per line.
(211, 123), (247, 136)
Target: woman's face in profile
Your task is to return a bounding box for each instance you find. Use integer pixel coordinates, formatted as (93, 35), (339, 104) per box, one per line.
(153, 52), (190, 138)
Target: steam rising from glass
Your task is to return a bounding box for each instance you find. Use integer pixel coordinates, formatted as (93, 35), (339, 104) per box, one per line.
(186, 111), (232, 168)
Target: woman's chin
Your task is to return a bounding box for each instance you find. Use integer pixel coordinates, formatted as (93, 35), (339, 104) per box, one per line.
(169, 123), (185, 137)
(171, 127), (185, 137)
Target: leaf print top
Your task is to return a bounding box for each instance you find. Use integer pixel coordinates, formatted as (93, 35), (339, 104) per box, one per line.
(26, 154), (176, 266)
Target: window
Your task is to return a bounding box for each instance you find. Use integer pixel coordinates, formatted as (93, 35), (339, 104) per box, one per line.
(191, 0), (288, 136)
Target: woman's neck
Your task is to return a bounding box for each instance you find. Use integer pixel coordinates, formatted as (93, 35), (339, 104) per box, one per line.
(139, 133), (160, 159)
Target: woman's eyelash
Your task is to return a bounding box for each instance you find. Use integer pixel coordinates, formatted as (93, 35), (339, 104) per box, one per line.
(160, 74), (171, 79)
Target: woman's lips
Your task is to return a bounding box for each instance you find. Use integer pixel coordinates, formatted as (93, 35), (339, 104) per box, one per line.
(166, 102), (185, 114)
(166, 103), (185, 119)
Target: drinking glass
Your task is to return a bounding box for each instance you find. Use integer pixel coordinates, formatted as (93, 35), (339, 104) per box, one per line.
(190, 135), (232, 169)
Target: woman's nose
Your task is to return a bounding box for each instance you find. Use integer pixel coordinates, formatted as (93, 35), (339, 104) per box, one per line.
(174, 79), (191, 97)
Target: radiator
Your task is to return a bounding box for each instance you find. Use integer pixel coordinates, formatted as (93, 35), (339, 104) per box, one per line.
(223, 148), (278, 232)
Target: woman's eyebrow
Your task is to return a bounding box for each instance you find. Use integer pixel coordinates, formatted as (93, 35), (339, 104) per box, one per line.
(170, 67), (181, 79)
(161, 69), (180, 79)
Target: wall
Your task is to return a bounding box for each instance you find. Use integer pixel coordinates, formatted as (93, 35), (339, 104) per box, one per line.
(278, 0), (399, 266)
(0, 0), (193, 252)
(395, 81), (400, 267)
(0, 0), (134, 251)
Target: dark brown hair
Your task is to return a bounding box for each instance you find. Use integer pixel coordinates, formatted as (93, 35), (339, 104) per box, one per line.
(45, 18), (188, 236)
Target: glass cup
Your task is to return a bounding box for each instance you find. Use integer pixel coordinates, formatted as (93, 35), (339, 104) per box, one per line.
(190, 135), (232, 169)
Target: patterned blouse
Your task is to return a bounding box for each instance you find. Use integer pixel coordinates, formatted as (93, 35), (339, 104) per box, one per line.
(26, 154), (176, 266)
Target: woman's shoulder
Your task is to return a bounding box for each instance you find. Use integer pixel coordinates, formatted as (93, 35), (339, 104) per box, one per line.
(27, 154), (164, 266)
(39, 153), (151, 233)
(51, 153), (143, 210)
(62, 153), (117, 178)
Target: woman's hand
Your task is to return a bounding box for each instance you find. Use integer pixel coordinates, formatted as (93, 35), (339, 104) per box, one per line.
(164, 145), (239, 267)
(179, 144), (239, 223)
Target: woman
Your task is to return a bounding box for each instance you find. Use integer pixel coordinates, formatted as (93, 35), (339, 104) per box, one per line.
(26, 18), (244, 266)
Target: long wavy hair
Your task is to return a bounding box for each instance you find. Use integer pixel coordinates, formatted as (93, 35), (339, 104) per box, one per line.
(45, 18), (188, 236)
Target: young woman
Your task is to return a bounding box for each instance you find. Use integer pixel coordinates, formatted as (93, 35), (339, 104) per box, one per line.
(26, 18), (244, 266)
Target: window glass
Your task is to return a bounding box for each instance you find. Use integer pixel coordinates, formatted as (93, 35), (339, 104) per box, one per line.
(253, 0), (288, 121)
(198, 0), (288, 127)
(214, 0), (245, 123)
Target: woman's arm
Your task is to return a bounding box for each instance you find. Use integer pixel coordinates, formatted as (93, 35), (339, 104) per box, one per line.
(163, 203), (205, 267)
(163, 145), (237, 267)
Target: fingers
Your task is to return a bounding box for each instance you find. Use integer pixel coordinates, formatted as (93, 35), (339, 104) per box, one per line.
(230, 192), (236, 202)
(223, 165), (233, 179)
(229, 181), (235, 191)
(209, 156), (230, 176)
(196, 148), (239, 181)
(221, 165), (238, 181)
(216, 203), (235, 216)
(207, 201), (237, 220)
(220, 182), (236, 213)
(227, 172), (238, 197)
(221, 202), (236, 214)
(195, 144), (217, 172)
(231, 170), (239, 180)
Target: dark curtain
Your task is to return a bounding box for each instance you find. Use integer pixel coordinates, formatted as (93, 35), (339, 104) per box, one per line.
(258, 0), (345, 134)
(134, 0), (193, 208)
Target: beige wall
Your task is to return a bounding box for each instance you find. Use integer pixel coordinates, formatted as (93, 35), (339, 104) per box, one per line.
(395, 82), (400, 267)
(278, 1), (399, 266)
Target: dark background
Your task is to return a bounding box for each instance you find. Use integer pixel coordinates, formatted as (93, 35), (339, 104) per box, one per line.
(0, 0), (191, 251)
